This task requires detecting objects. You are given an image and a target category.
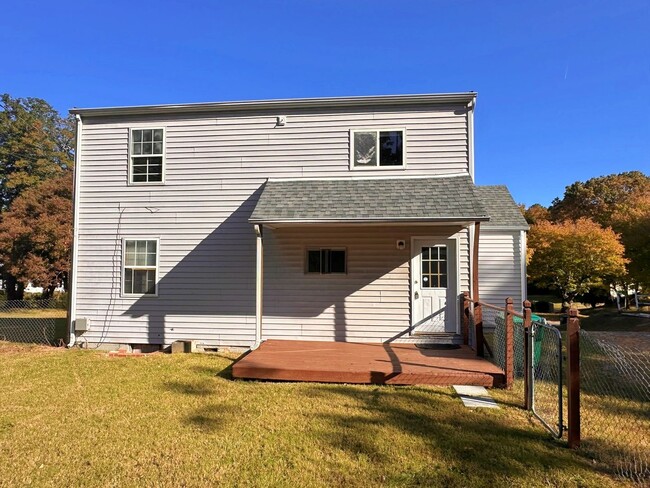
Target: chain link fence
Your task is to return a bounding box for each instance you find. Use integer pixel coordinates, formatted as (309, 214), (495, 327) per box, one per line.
(0, 299), (67, 346)
(530, 320), (564, 438)
(580, 329), (649, 483)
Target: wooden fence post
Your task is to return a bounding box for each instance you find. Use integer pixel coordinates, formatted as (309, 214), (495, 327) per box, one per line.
(475, 300), (484, 357)
(567, 308), (581, 449)
(523, 300), (533, 410)
(504, 297), (515, 389)
(462, 291), (470, 345)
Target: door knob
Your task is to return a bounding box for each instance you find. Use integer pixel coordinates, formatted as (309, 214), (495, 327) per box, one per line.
(414, 291), (419, 299)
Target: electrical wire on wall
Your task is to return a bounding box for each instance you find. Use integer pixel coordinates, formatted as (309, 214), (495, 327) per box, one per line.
(94, 203), (126, 348)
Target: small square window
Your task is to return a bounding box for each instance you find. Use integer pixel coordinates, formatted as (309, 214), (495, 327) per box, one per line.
(306, 249), (347, 274)
(130, 128), (164, 183)
(351, 129), (404, 168)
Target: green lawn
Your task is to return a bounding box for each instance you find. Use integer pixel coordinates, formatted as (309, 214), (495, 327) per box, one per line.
(0, 343), (627, 487)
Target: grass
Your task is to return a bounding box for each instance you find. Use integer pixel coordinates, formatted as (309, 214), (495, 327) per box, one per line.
(0, 343), (629, 487)
(579, 307), (650, 332)
(0, 308), (66, 318)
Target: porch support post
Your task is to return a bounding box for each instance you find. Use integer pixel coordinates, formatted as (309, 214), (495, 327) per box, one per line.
(253, 224), (264, 350)
(472, 222), (484, 357)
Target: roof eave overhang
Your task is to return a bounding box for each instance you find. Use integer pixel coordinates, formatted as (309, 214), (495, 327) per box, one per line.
(70, 92), (477, 117)
(249, 216), (490, 226)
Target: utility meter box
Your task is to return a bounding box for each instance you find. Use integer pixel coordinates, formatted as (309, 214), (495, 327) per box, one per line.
(75, 317), (89, 333)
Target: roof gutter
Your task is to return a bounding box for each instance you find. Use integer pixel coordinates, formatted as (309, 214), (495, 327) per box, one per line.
(69, 92), (477, 117)
(249, 216), (490, 225)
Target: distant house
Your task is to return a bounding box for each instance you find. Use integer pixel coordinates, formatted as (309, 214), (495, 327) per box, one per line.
(68, 93), (528, 350)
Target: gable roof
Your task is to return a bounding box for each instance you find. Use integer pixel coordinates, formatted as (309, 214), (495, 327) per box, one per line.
(249, 175), (489, 224)
(474, 185), (529, 230)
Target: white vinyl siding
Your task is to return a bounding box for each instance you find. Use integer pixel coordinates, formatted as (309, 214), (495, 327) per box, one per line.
(478, 230), (525, 310)
(263, 225), (469, 343)
(74, 102), (471, 346)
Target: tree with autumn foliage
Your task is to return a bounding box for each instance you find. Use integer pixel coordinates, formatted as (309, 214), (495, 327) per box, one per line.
(0, 94), (74, 298)
(0, 174), (73, 298)
(528, 218), (628, 305)
(548, 171), (650, 287)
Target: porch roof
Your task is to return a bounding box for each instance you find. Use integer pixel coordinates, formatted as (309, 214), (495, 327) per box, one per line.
(249, 175), (490, 224)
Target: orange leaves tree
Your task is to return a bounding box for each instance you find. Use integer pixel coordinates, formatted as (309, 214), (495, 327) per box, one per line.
(528, 218), (627, 305)
(0, 173), (72, 298)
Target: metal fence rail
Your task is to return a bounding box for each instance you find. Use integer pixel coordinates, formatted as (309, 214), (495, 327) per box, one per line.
(0, 299), (67, 346)
(580, 329), (649, 483)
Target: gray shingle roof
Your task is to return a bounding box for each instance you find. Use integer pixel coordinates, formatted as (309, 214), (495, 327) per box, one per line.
(474, 186), (529, 229)
(249, 175), (490, 224)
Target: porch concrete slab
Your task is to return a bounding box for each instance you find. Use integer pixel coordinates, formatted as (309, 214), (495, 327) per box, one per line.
(232, 339), (505, 387)
(453, 385), (499, 408)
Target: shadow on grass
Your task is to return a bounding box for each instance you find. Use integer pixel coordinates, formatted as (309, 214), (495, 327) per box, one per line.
(301, 385), (611, 484)
(186, 403), (239, 432)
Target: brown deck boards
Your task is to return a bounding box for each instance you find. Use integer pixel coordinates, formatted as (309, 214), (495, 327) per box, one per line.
(232, 339), (505, 387)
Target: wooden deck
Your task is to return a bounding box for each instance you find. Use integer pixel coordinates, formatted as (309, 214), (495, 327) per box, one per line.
(232, 340), (505, 387)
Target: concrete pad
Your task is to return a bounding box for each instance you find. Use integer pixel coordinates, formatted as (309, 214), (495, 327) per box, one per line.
(453, 385), (499, 409)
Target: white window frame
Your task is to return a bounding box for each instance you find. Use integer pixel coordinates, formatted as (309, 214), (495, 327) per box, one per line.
(305, 247), (348, 275)
(121, 237), (160, 297)
(128, 128), (166, 185)
(349, 128), (407, 170)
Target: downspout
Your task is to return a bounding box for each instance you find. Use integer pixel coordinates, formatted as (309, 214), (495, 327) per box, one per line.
(253, 224), (264, 349)
(467, 96), (476, 181)
(66, 114), (83, 347)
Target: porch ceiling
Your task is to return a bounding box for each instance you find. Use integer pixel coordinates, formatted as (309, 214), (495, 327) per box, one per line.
(249, 175), (490, 225)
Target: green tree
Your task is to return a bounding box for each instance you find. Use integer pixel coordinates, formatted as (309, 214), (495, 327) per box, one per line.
(0, 173), (73, 298)
(0, 94), (74, 298)
(528, 218), (628, 305)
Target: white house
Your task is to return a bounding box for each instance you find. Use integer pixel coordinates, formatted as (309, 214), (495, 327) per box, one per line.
(68, 93), (528, 350)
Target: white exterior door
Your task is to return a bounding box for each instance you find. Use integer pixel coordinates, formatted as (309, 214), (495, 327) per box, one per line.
(411, 238), (457, 334)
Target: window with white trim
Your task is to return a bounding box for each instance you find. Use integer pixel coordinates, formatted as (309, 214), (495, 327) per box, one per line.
(123, 239), (158, 295)
(351, 129), (404, 168)
(306, 248), (347, 274)
(130, 128), (164, 183)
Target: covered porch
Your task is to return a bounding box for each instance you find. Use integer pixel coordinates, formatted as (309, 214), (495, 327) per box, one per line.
(232, 339), (505, 387)
(249, 175), (490, 347)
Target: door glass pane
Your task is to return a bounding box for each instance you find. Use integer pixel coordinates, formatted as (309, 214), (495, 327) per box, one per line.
(353, 132), (377, 167)
(421, 245), (448, 289)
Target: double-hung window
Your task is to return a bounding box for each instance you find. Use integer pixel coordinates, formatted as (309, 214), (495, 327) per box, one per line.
(351, 129), (404, 168)
(130, 128), (164, 183)
(306, 248), (347, 274)
(123, 239), (158, 295)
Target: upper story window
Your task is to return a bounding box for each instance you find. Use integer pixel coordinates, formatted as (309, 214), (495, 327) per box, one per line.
(130, 128), (164, 184)
(351, 129), (404, 169)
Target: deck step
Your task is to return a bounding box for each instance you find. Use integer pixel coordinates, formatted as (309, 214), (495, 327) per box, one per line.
(410, 332), (463, 344)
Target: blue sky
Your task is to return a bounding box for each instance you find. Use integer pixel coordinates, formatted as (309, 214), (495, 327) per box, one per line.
(2, 0), (648, 206)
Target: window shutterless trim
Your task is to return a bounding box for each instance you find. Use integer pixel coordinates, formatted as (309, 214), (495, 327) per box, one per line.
(121, 237), (160, 297)
(128, 128), (166, 185)
(305, 247), (347, 274)
(349, 128), (407, 170)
